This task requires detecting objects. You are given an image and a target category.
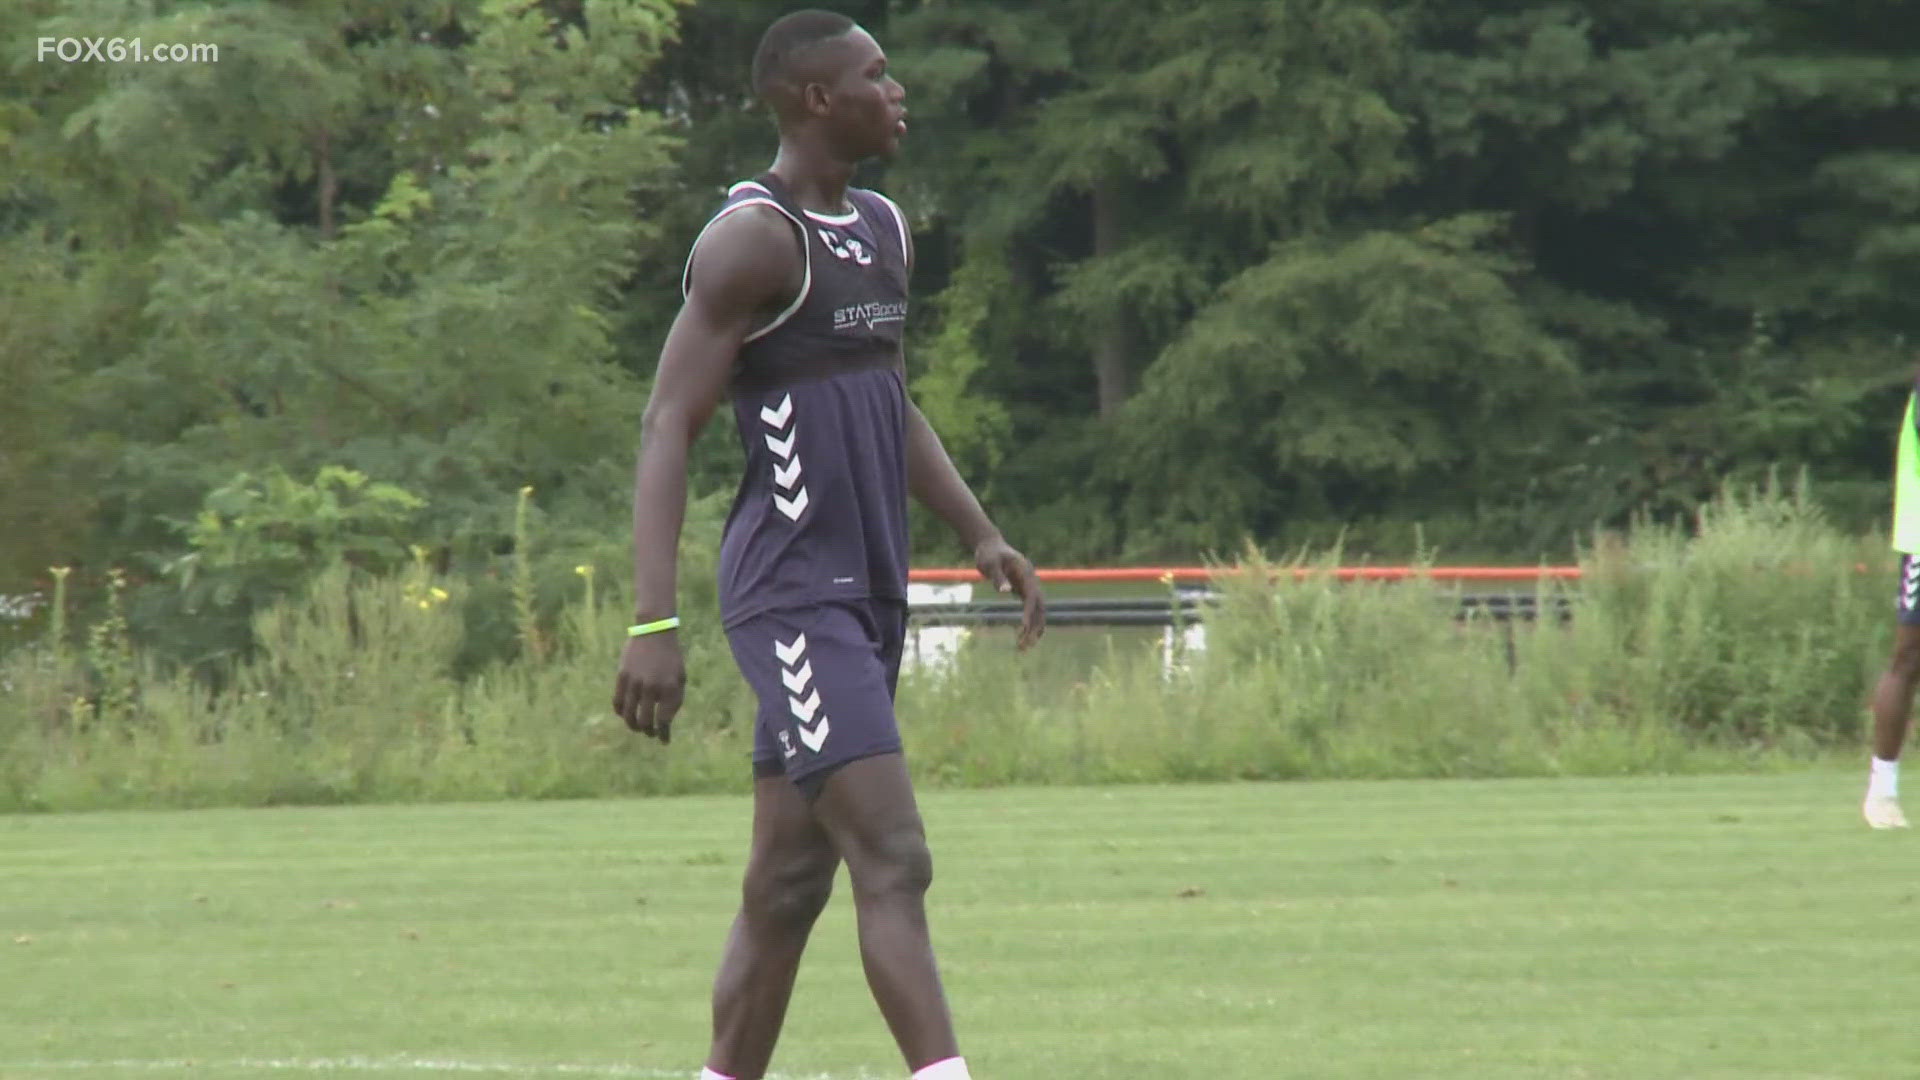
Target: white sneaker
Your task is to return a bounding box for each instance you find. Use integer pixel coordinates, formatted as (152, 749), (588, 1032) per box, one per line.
(1865, 795), (1909, 830)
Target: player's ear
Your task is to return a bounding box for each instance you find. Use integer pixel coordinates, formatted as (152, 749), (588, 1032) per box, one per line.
(802, 80), (831, 118)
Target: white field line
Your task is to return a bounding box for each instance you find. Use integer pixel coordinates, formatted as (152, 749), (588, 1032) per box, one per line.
(0, 1060), (881, 1079)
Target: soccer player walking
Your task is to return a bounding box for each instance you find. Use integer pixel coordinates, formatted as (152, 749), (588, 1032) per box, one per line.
(1867, 375), (1920, 829)
(613, 10), (1046, 1078)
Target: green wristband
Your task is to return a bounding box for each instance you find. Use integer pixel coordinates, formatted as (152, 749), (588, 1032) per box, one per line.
(627, 616), (681, 637)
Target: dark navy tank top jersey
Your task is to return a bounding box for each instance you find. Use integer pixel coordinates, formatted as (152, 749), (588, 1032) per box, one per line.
(684, 174), (913, 628)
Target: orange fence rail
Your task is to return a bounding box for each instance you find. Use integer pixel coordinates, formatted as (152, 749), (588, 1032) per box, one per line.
(908, 566), (1585, 585)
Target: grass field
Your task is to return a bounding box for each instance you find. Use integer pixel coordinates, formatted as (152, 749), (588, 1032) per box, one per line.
(1, 772), (1910, 1080)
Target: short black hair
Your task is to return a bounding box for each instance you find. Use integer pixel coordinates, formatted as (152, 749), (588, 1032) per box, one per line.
(752, 9), (857, 100)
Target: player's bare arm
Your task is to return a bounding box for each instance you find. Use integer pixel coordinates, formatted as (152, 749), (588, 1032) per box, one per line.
(887, 213), (1043, 649)
(614, 206), (803, 742)
(901, 393), (1045, 650)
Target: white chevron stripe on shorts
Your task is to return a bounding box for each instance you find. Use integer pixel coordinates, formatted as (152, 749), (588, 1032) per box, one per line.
(773, 633), (831, 752)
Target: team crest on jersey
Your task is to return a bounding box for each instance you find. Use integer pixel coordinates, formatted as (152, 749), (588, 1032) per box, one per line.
(817, 227), (873, 266)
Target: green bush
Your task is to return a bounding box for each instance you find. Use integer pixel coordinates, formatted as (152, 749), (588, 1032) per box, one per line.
(1569, 478), (1886, 747)
(0, 480), (1889, 811)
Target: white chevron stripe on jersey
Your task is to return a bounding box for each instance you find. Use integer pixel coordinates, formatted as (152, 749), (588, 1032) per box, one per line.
(756, 393), (802, 518)
(759, 393), (793, 429)
(773, 488), (810, 521)
(773, 456), (804, 490)
(759, 392), (809, 521)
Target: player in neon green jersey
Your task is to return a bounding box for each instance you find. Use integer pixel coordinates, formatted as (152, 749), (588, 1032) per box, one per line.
(1866, 389), (1920, 828)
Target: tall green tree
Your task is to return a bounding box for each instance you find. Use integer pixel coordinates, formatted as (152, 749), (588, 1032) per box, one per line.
(887, 0), (1575, 558)
(1, 0), (689, 661)
(1400, 0), (1920, 538)
(11, 0), (1920, 611)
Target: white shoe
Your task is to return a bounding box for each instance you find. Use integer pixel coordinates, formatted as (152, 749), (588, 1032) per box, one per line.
(1865, 795), (1909, 830)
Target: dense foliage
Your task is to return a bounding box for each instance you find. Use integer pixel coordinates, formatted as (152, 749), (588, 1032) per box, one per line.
(5, 0), (1918, 663)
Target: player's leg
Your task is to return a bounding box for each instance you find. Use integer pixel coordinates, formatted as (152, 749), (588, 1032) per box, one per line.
(705, 772), (841, 1079)
(705, 614), (847, 1079)
(767, 600), (965, 1076)
(1870, 628), (1920, 762)
(811, 752), (964, 1075)
(1865, 561), (1920, 828)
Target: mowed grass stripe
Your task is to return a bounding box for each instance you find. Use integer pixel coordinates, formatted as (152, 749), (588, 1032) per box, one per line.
(1, 772), (1909, 1079)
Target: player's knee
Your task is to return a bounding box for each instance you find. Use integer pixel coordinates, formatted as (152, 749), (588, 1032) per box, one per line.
(1893, 635), (1920, 679)
(744, 854), (835, 931)
(852, 825), (933, 900)
(1889, 630), (1920, 680)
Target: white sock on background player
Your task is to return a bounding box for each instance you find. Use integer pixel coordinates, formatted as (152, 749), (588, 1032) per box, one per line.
(1869, 756), (1900, 801)
(1865, 757), (1908, 828)
(699, 1068), (733, 1080)
(912, 1057), (972, 1080)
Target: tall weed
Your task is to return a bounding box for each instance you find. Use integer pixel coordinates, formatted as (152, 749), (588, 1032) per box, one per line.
(0, 480), (1885, 810)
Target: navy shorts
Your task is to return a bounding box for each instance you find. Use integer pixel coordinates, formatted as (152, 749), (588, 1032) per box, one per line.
(726, 598), (908, 795)
(1900, 554), (1920, 627)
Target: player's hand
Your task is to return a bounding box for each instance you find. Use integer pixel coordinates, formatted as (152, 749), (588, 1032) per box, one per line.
(974, 536), (1045, 650)
(613, 631), (687, 743)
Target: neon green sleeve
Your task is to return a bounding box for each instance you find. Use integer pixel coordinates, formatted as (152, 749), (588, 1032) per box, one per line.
(1894, 395), (1920, 554)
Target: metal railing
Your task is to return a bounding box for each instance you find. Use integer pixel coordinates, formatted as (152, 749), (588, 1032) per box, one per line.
(907, 566), (1584, 585)
(904, 567), (1579, 628)
(906, 592), (1575, 628)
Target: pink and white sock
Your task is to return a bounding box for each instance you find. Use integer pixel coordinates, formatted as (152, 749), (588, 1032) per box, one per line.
(912, 1057), (972, 1080)
(699, 1068), (734, 1080)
